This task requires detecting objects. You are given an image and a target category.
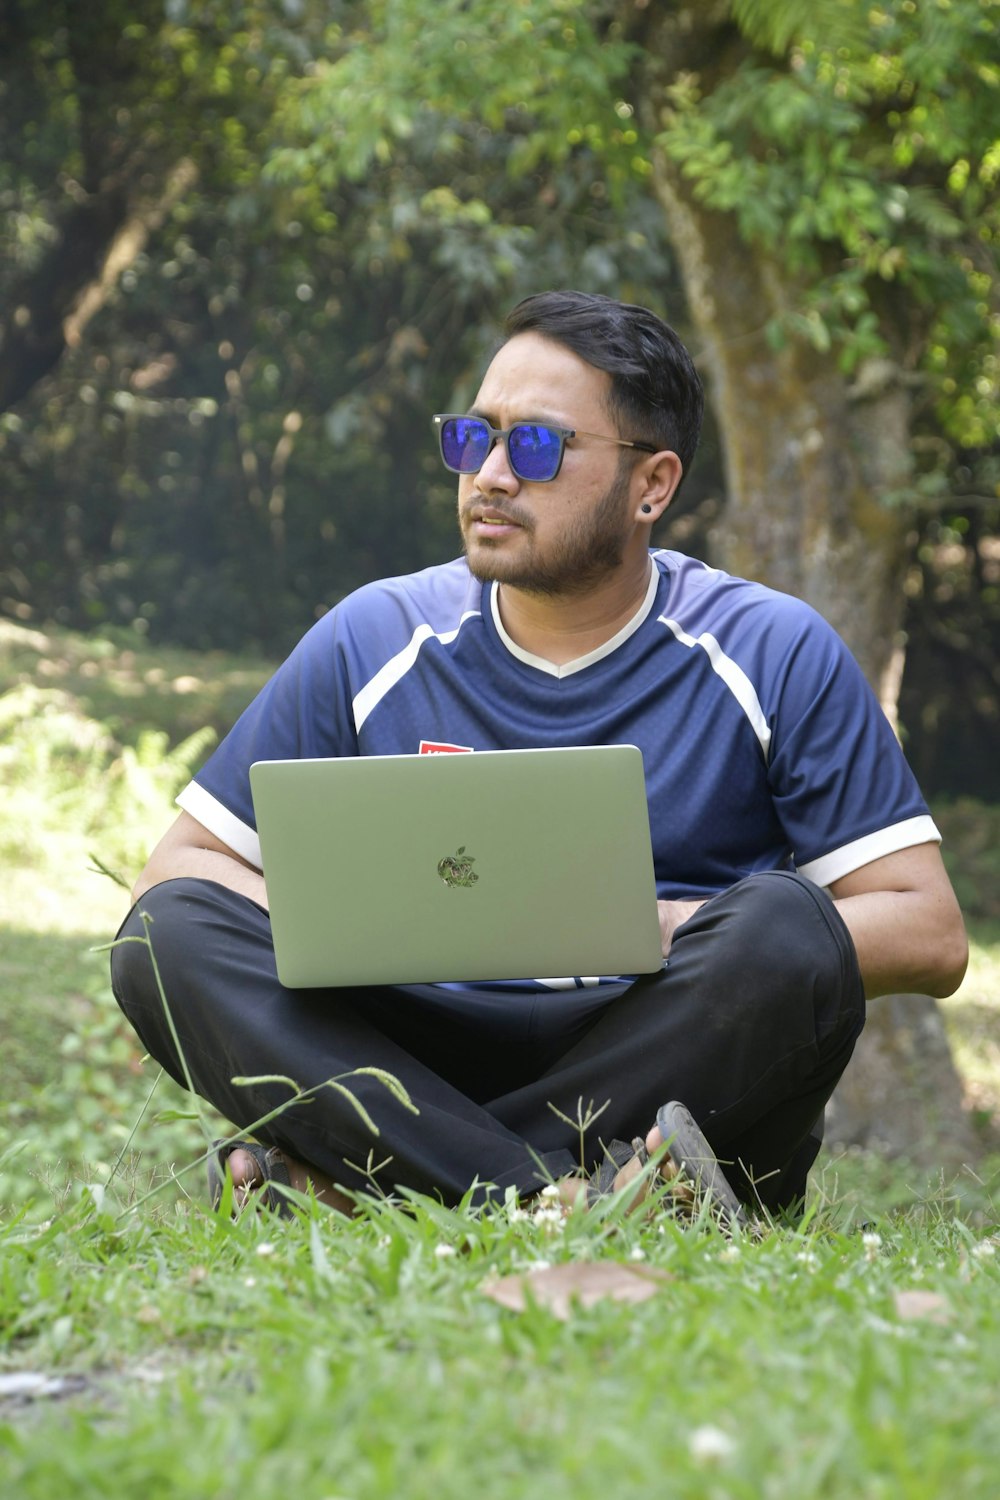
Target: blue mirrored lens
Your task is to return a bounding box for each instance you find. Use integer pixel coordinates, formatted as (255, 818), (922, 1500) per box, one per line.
(439, 417), (564, 479)
(508, 424), (562, 481)
(441, 418), (490, 472)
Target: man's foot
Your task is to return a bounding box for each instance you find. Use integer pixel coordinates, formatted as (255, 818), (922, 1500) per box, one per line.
(554, 1134), (691, 1213)
(221, 1142), (355, 1217)
(651, 1101), (748, 1227)
(555, 1102), (745, 1228)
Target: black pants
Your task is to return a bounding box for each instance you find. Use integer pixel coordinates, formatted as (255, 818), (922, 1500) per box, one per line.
(110, 870), (865, 1212)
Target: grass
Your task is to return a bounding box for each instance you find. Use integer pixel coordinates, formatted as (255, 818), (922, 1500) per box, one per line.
(2, 618), (1000, 1497)
(0, 617), (274, 753)
(2, 1187), (999, 1498)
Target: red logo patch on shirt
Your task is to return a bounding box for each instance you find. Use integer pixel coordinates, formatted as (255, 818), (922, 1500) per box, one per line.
(418, 740), (474, 755)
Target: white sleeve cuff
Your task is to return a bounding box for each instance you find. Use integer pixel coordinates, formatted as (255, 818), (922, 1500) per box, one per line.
(176, 781), (263, 870)
(797, 814), (941, 888)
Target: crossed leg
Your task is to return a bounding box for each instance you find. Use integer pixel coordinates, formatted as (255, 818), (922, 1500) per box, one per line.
(110, 870), (865, 1217)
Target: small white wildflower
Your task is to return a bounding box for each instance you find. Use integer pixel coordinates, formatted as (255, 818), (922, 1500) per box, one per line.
(377, 1234), (392, 1249)
(509, 1254), (541, 1272)
(689, 1425), (735, 1463)
(862, 1231), (882, 1262)
(508, 1207), (530, 1224)
(243, 1276), (257, 1288)
(795, 1250), (819, 1270)
(256, 1242), (276, 1258)
(532, 1205), (566, 1232)
(718, 1244), (741, 1264)
(629, 1245), (646, 1262)
(972, 1241), (997, 1260)
(539, 1184), (561, 1201)
(434, 1243), (457, 1260)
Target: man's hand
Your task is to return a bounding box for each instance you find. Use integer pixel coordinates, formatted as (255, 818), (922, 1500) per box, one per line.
(657, 898), (707, 957)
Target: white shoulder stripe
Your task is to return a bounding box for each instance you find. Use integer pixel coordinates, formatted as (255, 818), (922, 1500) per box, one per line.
(797, 815), (940, 888)
(176, 780), (263, 870)
(658, 616), (772, 761)
(352, 610), (482, 733)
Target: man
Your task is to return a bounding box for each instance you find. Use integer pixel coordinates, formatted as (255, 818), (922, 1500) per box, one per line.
(111, 290), (968, 1219)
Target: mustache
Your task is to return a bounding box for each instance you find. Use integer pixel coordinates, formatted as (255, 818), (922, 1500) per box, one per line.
(460, 498), (532, 529)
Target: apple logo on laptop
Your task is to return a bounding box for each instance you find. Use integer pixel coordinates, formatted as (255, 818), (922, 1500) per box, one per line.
(437, 846), (478, 888)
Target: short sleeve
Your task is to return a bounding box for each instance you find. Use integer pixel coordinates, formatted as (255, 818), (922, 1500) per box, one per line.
(763, 604), (938, 884)
(176, 608), (358, 865)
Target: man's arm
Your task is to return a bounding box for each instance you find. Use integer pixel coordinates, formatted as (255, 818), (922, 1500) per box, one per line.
(132, 810), (268, 908)
(829, 842), (968, 1000)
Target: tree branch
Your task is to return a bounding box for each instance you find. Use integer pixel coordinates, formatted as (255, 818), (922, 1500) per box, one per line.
(0, 157), (197, 414)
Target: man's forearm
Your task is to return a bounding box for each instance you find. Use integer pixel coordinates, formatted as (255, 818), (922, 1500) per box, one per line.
(832, 888), (967, 1001)
(132, 848), (268, 909)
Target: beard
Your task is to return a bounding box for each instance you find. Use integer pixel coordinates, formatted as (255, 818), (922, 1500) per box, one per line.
(461, 461), (634, 598)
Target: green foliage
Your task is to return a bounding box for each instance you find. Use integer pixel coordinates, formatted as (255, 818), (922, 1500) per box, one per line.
(656, 0), (1000, 439)
(268, 0), (638, 189)
(730, 0), (872, 55)
(0, 681), (214, 877)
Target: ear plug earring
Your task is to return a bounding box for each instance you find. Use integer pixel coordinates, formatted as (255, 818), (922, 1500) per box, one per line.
(641, 503), (653, 514)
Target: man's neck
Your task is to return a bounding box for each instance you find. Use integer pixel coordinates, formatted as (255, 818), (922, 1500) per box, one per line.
(495, 556), (654, 666)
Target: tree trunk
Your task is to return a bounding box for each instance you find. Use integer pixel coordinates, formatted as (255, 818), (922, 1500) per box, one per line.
(0, 156), (198, 417)
(824, 995), (977, 1166)
(0, 1), (198, 415)
(634, 8), (974, 1166)
(649, 170), (913, 698)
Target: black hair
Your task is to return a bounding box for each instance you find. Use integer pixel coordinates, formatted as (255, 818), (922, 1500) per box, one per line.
(502, 290), (704, 480)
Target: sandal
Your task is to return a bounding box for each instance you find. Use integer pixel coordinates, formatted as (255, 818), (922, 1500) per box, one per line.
(207, 1139), (294, 1218)
(656, 1101), (748, 1229)
(586, 1136), (650, 1201)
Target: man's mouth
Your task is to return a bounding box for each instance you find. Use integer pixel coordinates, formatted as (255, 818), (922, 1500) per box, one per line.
(466, 504), (525, 530)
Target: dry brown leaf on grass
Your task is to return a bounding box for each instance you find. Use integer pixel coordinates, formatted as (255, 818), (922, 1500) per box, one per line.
(481, 1260), (674, 1320)
(892, 1289), (951, 1324)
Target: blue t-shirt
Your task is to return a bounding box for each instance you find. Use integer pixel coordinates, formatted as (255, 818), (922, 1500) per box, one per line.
(179, 549), (936, 927)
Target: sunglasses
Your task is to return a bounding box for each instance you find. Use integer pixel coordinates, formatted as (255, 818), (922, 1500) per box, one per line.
(432, 413), (657, 484)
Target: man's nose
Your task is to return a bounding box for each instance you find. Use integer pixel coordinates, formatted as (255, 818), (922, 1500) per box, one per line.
(476, 435), (520, 492)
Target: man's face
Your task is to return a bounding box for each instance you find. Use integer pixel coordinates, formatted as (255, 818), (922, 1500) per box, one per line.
(457, 332), (639, 597)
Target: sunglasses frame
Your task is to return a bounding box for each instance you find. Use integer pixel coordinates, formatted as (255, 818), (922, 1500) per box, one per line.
(432, 413), (657, 484)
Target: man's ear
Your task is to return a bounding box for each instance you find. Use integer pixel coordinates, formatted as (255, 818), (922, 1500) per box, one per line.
(634, 450), (683, 525)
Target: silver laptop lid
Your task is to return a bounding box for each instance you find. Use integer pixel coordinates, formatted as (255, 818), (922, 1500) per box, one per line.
(250, 745), (662, 987)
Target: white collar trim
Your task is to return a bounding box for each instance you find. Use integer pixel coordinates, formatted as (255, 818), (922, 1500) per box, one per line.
(489, 564), (660, 679)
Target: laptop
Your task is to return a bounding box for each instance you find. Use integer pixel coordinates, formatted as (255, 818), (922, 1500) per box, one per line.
(249, 745), (663, 988)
